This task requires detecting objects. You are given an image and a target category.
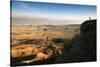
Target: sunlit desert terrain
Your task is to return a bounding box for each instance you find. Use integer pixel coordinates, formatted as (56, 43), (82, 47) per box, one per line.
(11, 24), (80, 65)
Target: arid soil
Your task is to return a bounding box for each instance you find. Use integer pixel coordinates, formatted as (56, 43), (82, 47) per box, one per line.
(11, 25), (80, 66)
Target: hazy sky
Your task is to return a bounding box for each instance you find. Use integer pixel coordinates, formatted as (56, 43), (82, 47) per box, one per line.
(11, 1), (96, 25)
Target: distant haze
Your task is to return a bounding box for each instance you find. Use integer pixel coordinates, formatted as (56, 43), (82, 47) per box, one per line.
(12, 16), (84, 25)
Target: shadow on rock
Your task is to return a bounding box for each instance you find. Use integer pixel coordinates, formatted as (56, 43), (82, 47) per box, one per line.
(56, 19), (96, 63)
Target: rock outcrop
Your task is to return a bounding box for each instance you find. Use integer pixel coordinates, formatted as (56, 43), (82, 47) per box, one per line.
(57, 19), (96, 63)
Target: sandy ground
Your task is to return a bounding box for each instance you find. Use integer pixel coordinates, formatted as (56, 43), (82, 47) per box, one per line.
(11, 25), (79, 64)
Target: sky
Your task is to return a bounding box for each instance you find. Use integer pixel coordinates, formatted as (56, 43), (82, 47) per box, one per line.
(11, 1), (96, 25)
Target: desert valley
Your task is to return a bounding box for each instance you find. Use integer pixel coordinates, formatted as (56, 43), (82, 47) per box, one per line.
(11, 24), (80, 65)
